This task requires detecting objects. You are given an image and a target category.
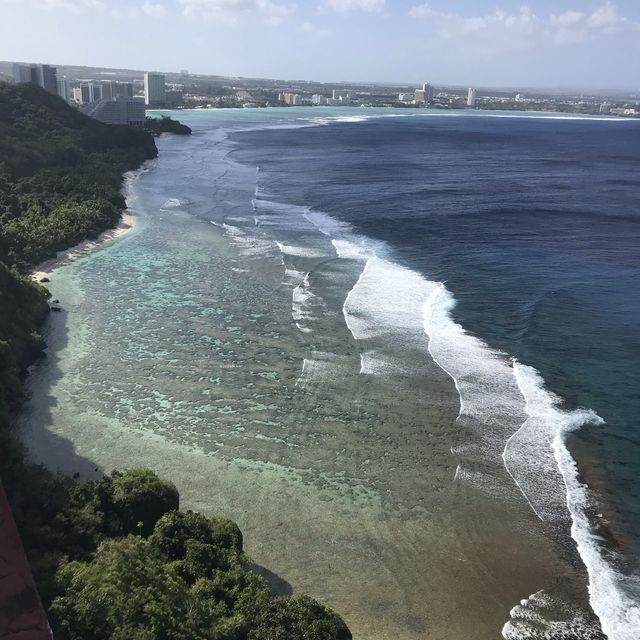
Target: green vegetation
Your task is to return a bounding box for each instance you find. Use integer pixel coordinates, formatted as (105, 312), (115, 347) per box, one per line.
(0, 81), (157, 268)
(145, 115), (192, 136)
(11, 467), (350, 640)
(0, 82), (351, 638)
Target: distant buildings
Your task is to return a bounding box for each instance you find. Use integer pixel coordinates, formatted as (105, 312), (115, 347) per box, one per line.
(80, 97), (146, 126)
(609, 107), (640, 117)
(467, 87), (477, 107)
(279, 92), (301, 105)
(414, 88), (427, 104)
(311, 94), (327, 105)
(101, 81), (134, 100)
(401, 82), (435, 105)
(69, 81), (134, 105)
(330, 89), (354, 105)
(73, 83), (102, 104)
(144, 72), (166, 107)
(12, 63), (58, 95)
(332, 89), (352, 101)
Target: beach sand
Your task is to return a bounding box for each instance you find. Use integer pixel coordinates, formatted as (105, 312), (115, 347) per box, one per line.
(30, 162), (153, 282)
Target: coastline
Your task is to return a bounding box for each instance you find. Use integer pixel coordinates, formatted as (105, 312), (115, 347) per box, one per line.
(30, 161), (154, 282)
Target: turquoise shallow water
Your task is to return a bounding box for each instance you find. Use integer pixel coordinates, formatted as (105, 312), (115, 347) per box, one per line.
(19, 108), (640, 639)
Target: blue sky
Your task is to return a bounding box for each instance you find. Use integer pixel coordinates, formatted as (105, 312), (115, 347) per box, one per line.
(1, 1), (639, 89)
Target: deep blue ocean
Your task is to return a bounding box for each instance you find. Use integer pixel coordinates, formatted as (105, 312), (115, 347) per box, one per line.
(231, 113), (640, 561)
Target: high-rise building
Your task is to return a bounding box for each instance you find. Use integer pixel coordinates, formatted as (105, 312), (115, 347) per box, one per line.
(144, 72), (166, 107)
(101, 81), (116, 100)
(57, 77), (71, 102)
(80, 84), (91, 103)
(12, 63), (58, 95)
(279, 92), (300, 106)
(36, 65), (58, 94)
(467, 87), (477, 107)
(74, 83), (102, 105)
(414, 89), (427, 104)
(12, 63), (34, 83)
(422, 82), (434, 102)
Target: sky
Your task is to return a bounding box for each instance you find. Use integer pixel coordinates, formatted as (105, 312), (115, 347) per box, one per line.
(1, 1), (639, 90)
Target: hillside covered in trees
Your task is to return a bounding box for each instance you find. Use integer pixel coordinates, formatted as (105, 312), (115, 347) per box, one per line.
(0, 80), (159, 451)
(0, 83), (351, 638)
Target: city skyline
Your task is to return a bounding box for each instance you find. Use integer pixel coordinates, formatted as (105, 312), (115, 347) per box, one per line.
(1, 1), (640, 91)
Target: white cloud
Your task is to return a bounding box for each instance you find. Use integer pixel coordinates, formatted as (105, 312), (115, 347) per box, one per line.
(142, 1), (166, 18)
(587, 2), (622, 29)
(325, 0), (384, 14)
(549, 11), (585, 28)
(409, 2), (638, 52)
(179, 0), (295, 25)
(2, 0), (104, 10)
(299, 21), (329, 37)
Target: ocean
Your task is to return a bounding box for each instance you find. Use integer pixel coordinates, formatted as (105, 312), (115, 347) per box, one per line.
(20, 108), (640, 639)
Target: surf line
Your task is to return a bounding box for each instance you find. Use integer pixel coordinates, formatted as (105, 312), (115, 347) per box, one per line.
(421, 282), (464, 422)
(422, 283), (546, 520)
(501, 358), (545, 522)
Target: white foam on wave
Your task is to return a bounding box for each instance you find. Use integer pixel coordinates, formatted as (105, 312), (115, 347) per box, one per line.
(303, 209), (353, 237)
(508, 366), (640, 640)
(343, 256), (434, 341)
(421, 283), (640, 638)
(291, 272), (326, 334)
(276, 241), (329, 259)
(503, 363), (601, 522)
(422, 283), (529, 465)
(210, 220), (275, 257)
(331, 239), (371, 261)
(503, 590), (604, 640)
(306, 114), (374, 126)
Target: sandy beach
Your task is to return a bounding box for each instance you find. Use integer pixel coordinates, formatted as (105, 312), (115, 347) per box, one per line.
(30, 162), (153, 282)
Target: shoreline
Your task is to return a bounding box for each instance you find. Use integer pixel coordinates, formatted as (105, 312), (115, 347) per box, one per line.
(30, 160), (154, 282)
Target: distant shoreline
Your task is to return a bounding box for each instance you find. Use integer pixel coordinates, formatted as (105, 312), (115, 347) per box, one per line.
(30, 160), (154, 282)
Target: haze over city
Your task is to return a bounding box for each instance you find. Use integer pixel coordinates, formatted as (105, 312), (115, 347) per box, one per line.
(1, 0), (640, 90)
